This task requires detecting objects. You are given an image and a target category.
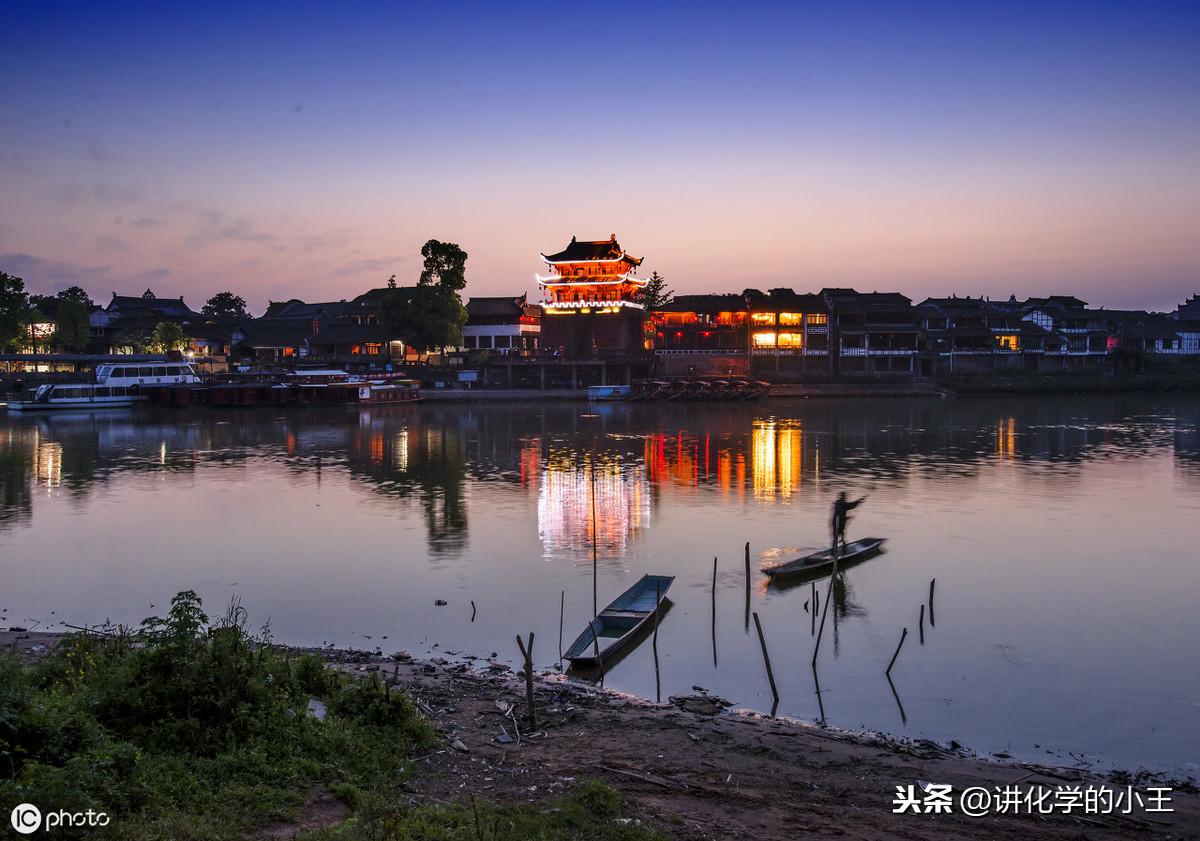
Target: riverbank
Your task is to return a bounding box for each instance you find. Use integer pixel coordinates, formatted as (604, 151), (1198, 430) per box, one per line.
(6, 628), (1197, 840)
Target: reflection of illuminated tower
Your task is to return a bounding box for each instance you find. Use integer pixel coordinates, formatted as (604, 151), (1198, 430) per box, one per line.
(538, 234), (648, 357)
(537, 457), (650, 557)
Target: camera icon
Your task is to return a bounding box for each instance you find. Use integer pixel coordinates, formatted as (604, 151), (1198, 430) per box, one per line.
(10, 803), (42, 834)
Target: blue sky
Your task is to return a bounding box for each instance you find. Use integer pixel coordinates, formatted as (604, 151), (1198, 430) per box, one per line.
(2, 1), (1198, 311)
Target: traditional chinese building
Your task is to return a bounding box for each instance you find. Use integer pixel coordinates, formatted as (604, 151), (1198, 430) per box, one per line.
(537, 234), (648, 357)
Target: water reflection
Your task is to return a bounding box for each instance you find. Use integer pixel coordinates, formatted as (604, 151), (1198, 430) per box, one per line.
(537, 455), (651, 557)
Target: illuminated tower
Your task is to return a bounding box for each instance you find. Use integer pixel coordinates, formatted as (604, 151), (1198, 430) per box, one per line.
(538, 234), (649, 356)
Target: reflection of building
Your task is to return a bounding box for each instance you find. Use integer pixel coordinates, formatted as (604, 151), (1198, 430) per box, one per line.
(751, 419), (805, 500)
(537, 456), (650, 555)
(537, 235), (648, 357)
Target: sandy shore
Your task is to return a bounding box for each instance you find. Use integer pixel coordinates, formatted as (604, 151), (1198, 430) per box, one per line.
(5, 629), (1198, 840)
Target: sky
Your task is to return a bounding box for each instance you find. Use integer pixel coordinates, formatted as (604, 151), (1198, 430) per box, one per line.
(1, 1), (1198, 314)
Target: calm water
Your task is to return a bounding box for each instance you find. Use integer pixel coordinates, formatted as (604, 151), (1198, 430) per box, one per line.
(2, 396), (1199, 776)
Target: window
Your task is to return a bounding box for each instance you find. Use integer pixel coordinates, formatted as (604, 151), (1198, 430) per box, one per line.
(463, 336), (478, 349)
(153, 366), (166, 376)
(806, 313), (828, 325)
(494, 335), (511, 348)
(478, 335), (493, 349)
(750, 312), (776, 326)
(752, 331), (776, 347)
(778, 332), (804, 348)
(96, 387), (110, 397)
(138, 367), (152, 377)
(998, 334), (1020, 351)
(779, 313), (802, 326)
(350, 344), (362, 355)
(364, 343), (383, 355)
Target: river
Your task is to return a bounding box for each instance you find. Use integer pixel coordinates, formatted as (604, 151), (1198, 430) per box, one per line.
(2, 395), (1198, 777)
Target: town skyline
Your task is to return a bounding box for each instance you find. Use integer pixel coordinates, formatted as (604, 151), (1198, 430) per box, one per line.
(3, 2), (1198, 312)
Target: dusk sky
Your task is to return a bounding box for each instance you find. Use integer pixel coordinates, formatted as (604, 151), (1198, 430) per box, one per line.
(2, 2), (1198, 313)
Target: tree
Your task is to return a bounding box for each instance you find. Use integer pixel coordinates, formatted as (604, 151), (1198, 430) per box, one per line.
(381, 285), (466, 358)
(150, 321), (186, 353)
(636, 271), (673, 313)
(0, 271), (31, 352)
(418, 240), (468, 290)
(54, 299), (91, 353)
(386, 274), (397, 289)
(57, 286), (94, 308)
(202, 292), (248, 319)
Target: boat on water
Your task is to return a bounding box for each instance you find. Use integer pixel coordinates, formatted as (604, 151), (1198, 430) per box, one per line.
(586, 384), (632, 402)
(7, 383), (139, 412)
(564, 574), (673, 667)
(763, 537), (887, 581)
(353, 379), (421, 405)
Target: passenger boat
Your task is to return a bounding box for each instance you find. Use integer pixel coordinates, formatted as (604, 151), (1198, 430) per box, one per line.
(7, 383), (138, 412)
(353, 379), (421, 404)
(564, 574), (673, 667)
(763, 538), (886, 581)
(586, 384), (632, 402)
(95, 361), (201, 388)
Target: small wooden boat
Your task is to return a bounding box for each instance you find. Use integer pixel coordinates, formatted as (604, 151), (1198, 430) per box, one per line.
(763, 538), (886, 581)
(564, 574), (673, 667)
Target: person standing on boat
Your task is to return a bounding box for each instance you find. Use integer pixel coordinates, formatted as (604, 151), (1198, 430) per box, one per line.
(831, 492), (866, 554)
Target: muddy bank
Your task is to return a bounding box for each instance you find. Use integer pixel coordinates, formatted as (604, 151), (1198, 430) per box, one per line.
(6, 629), (1198, 840)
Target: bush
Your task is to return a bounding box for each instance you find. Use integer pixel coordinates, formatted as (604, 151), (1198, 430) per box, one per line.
(0, 592), (435, 840)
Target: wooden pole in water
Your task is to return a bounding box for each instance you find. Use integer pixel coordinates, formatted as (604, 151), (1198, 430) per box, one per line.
(810, 583), (817, 636)
(558, 590), (565, 665)
(588, 619), (606, 685)
(885, 627), (908, 677)
(928, 578), (936, 627)
(744, 541), (751, 632)
(515, 632), (537, 730)
(811, 546), (839, 666)
(711, 556), (718, 667)
(591, 465), (598, 620)
(918, 603), (925, 645)
(653, 580), (661, 703)
(752, 611), (780, 703)
(470, 600), (477, 622)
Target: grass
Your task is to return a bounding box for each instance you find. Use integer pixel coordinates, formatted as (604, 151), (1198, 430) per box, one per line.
(0, 592), (663, 840)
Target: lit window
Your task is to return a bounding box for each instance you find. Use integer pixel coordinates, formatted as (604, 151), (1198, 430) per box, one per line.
(806, 313), (828, 325)
(752, 331), (776, 347)
(364, 343), (383, 355)
(751, 312), (776, 326)
(779, 313), (802, 326)
(998, 334), (1020, 351)
(778, 332), (804, 348)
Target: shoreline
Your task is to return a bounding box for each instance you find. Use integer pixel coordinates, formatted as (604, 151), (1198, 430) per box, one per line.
(6, 628), (1198, 839)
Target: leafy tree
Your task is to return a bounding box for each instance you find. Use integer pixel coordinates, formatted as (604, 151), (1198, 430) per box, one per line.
(636, 271), (673, 313)
(418, 240), (468, 290)
(54, 299), (92, 352)
(57, 285), (94, 307)
(0, 271), (31, 351)
(150, 321), (186, 353)
(202, 291), (248, 319)
(381, 285), (466, 358)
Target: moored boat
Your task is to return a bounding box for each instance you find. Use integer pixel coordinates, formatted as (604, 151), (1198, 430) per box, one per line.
(7, 383), (138, 412)
(763, 537), (886, 581)
(564, 574), (673, 667)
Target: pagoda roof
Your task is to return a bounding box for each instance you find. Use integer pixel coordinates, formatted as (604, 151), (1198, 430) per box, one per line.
(541, 235), (642, 266)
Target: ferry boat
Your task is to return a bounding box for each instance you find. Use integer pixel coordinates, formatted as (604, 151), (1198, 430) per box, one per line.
(95, 361), (201, 387)
(7, 362), (201, 412)
(7, 383), (139, 412)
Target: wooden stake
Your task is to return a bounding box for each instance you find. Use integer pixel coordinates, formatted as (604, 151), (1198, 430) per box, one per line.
(470, 600), (477, 622)
(711, 556), (718, 667)
(591, 465), (598, 620)
(514, 632), (537, 730)
(928, 578), (936, 627)
(918, 603), (925, 645)
(810, 583), (817, 636)
(743, 541), (751, 632)
(558, 590), (565, 666)
(752, 611), (780, 702)
(653, 580), (661, 703)
(885, 627), (908, 677)
(811, 547), (839, 666)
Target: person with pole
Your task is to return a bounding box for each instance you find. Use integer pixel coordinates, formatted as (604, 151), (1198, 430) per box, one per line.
(830, 491), (866, 555)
